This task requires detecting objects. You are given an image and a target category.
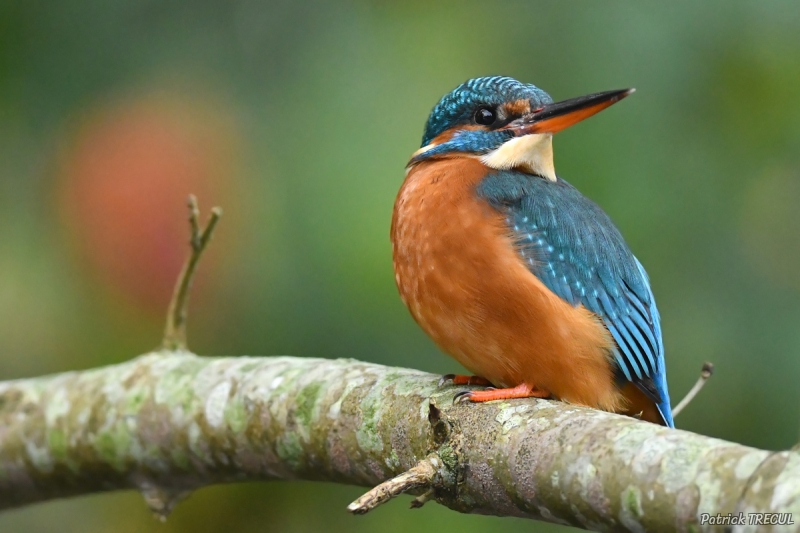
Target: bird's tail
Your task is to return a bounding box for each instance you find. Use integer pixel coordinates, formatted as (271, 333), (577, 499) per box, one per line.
(655, 371), (674, 428)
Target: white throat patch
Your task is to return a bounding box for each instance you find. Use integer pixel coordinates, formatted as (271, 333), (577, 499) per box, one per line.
(480, 133), (556, 181)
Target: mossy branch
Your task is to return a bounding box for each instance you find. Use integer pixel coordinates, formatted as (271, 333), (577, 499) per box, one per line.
(0, 353), (798, 531)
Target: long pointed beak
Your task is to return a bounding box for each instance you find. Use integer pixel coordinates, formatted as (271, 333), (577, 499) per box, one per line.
(505, 88), (635, 136)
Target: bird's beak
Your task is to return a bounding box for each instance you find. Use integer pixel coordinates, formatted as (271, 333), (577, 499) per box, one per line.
(505, 88), (635, 136)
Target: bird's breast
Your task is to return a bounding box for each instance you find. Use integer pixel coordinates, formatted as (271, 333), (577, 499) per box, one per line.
(391, 158), (622, 410)
(391, 158), (509, 356)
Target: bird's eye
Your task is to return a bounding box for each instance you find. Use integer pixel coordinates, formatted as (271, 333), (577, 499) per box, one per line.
(474, 107), (497, 126)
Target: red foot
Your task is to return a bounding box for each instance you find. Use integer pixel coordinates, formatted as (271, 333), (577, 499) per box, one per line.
(438, 374), (493, 387)
(455, 383), (551, 403)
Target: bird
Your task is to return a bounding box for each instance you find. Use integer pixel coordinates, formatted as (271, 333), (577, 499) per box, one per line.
(391, 76), (673, 427)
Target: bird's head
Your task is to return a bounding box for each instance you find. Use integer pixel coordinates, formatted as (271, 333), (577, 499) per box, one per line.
(409, 76), (633, 181)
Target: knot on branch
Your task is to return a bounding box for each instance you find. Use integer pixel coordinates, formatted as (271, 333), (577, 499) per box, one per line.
(348, 399), (466, 514)
(139, 483), (192, 522)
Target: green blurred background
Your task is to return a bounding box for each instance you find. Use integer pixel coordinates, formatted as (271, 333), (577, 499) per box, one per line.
(1, 1), (799, 531)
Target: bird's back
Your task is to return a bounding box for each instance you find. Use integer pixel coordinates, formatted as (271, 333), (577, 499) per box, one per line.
(477, 170), (673, 426)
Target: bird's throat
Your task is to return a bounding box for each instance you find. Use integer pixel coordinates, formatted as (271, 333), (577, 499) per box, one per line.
(480, 134), (556, 181)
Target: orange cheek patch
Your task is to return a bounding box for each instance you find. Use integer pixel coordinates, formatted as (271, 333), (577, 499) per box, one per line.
(410, 125), (488, 162)
(429, 124), (484, 146)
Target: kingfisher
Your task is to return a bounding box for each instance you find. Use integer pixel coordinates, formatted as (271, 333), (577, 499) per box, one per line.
(391, 76), (673, 427)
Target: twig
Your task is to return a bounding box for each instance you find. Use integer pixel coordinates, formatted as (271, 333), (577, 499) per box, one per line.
(347, 455), (439, 515)
(672, 361), (714, 417)
(162, 195), (222, 351)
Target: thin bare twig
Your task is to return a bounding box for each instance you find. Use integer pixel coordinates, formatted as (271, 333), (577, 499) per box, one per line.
(162, 195), (222, 351)
(672, 361), (714, 417)
(347, 455), (439, 515)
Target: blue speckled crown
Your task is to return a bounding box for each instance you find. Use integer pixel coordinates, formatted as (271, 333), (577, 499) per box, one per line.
(421, 76), (553, 146)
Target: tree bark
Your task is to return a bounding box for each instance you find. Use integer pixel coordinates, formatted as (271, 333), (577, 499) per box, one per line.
(0, 352), (797, 531)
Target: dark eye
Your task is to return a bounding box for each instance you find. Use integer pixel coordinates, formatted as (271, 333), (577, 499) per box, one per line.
(474, 107), (496, 126)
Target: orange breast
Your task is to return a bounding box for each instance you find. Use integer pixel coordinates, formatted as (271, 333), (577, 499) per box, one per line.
(391, 158), (625, 412)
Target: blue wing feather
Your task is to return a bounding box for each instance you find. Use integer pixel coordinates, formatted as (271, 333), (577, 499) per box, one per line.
(477, 171), (673, 427)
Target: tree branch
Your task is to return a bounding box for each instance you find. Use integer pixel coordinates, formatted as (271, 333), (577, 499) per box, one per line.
(0, 353), (798, 530)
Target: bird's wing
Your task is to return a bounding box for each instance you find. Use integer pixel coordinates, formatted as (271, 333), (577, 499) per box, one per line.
(477, 171), (673, 426)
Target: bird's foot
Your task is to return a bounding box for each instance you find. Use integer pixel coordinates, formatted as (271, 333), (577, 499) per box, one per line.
(438, 374), (494, 387)
(453, 383), (550, 404)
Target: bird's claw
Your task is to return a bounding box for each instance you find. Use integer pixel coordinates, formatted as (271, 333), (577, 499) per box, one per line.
(438, 374), (456, 387)
(453, 390), (473, 404)
(453, 387), (496, 404)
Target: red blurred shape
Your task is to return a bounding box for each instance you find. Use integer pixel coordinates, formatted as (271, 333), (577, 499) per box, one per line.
(57, 95), (239, 313)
